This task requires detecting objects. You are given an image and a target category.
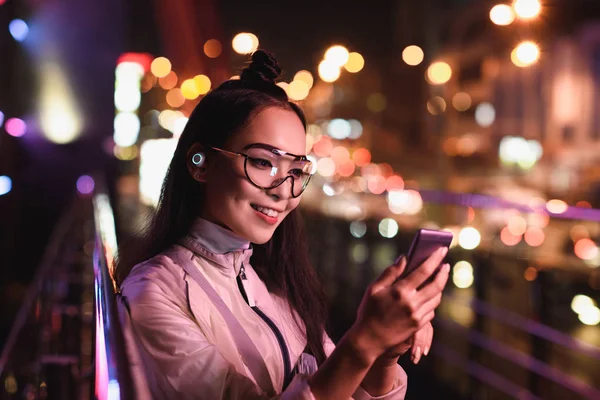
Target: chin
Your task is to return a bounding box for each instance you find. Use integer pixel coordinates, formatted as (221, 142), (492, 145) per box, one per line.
(248, 229), (276, 245)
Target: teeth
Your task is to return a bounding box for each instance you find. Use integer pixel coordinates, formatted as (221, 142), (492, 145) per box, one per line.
(252, 205), (279, 218)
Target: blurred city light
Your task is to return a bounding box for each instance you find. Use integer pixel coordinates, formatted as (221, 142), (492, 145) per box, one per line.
(574, 238), (599, 261)
(318, 60), (341, 82)
(367, 176), (387, 195)
(317, 157), (336, 177)
(501, 226), (522, 246)
(114, 145), (138, 161)
(327, 118), (351, 139)
(474, 102), (496, 127)
(385, 175), (405, 192)
(330, 146), (350, 163)
(113, 112), (141, 147)
(325, 45), (350, 67)
(579, 307), (600, 326)
(524, 227), (545, 247)
(159, 71), (178, 89)
(232, 33), (259, 54)
(511, 41), (540, 67)
(379, 218), (399, 238)
(490, 4), (515, 26)
(204, 39), (222, 58)
(507, 215), (527, 235)
(352, 148), (371, 166)
(427, 96), (447, 115)
(294, 70), (314, 88)
(499, 136), (543, 169)
(5, 118), (26, 137)
(571, 294), (596, 314)
(9, 19), (28, 42)
(546, 199), (568, 214)
(570, 225), (590, 242)
(513, 0), (542, 20)
(344, 52), (365, 73)
(524, 266), (538, 281)
(288, 80), (310, 101)
(453, 261), (474, 289)
(305, 135), (314, 153)
(0, 110), (4, 126)
(452, 92), (472, 111)
(172, 116), (188, 138)
(140, 139), (178, 206)
(76, 175), (95, 195)
(388, 190), (423, 215)
(458, 227), (481, 250)
(193, 74), (212, 95)
(150, 57), (171, 78)
(322, 183), (336, 196)
(348, 119), (363, 139)
(350, 242), (369, 262)
(166, 88), (185, 108)
(366, 93), (387, 112)
(402, 45), (424, 66)
(427, 61), (452, 84)
(181, 79), (200, 100)
(0, 175), (12, 196)
(312, 135), (333, 157)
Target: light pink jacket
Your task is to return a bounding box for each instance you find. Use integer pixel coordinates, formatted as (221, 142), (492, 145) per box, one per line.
(118, 219), (407, 399)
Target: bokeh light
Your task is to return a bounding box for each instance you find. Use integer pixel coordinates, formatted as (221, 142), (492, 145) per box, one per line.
(288, 80), (310, 101)
(570, 225), (590, 242)
(294, 70), (314, 88)
(367, 93), (387, 112)
(166, 88), (185, 108)
(402, 45), (424, 66)
(388, 190), (423, 215)
(524, 266), (538, 281)
(5, 118), (26, 137)
(159, 71), (178, 90)
(512, 41), (540, 67)
(507, 215), (527, 236)
(0, 110), (4, 126)
(350, 221), (367, 239)
(353, 148), (371, 166)
(113, 112), (141, 147)
(328, 118), (351, 139)
(500, 226), (522, 246)
(453, 261), (474, 289)
(312, 135), (333, 157)
(317, 157), (336, 177)
(452, 92), (472, 111)
(344, 52), (365, 73)
(475, 102), (496, 127)
(427, 61), (452, 85)
(385, 175), (405, 192)
(524, 227), (545, 247)
(513, 0), (542, 20)
(546, 199), (568, 214)
(574, 239), (599, 261)
(427, 96), (447, 115)
(150, 57), (171, 78)
(77, 175), (95, 195)
(458, 227), (481, 250)
(0, 175), (12, 196)
(204, 39), (222, 58)
(325, 45), (350, 67)
(490, 4), (515, 25)
(181, 79), (200, 100)
(571, 295), (596, 315)
(193, 74), (212, 95)
(9, 19), (28, 42)
(348, 119), (363, 139)
(379, 218), (399, 238)
(318, 60), (341, 82)
(232, 33), (259, 54)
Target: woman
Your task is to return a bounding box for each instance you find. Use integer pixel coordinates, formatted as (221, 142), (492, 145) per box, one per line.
(116, 50), (450, 399)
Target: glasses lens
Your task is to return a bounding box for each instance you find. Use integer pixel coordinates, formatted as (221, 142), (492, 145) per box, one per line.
(245, 147), (313, 197)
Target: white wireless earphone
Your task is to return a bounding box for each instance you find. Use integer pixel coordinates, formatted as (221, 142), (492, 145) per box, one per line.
(191, 152), (205, 167)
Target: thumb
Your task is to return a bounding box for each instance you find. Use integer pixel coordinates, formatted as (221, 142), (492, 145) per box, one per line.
(372, 255), (406, 291)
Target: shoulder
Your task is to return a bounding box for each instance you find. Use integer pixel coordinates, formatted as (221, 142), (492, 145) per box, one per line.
(120, 248), (187, 304)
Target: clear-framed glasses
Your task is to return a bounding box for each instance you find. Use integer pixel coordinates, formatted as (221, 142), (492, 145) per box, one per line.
(211, 143), (314, 198)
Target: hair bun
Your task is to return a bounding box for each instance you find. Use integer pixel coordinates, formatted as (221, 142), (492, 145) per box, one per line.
(240, 50), (282, 85)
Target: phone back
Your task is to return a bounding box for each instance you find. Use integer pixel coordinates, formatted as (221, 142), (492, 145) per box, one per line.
(404, 229), (453, 277)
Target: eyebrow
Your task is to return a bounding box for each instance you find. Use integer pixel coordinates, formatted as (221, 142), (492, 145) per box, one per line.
(242, 142), (307, 160)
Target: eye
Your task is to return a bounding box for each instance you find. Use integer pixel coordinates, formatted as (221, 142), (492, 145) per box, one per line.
(249, 157), (272, 168)
(289, 169), (305, 178)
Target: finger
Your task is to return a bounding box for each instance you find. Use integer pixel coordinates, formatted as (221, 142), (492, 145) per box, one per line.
(415, 263), (450, 304)
(371, 256), (407, 291)
(424, 324), (433, 356)
(403, 247), (448, 290)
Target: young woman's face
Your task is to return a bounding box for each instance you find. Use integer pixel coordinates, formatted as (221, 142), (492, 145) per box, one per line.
(201, 107), (307, 244)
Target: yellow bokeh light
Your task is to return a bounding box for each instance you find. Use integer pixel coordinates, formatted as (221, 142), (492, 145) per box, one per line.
(204, 39), (222, 58)
(546, 199), (568, 214)
(181, 79), (200, 100)
(193, 74), (211, 95)
(344, 52), (365, 73)
(324, 45), (350, 67)
(511, 41), (540, 67)
(513, 0), (541, 20)
(318, 60), (341, 82)
(490, 4), (515, 26)
(151, 57), (172, 78)
(294, 70), (314, 88)
(166, 88), (185, 108)
(402, 45), (424, 66)
(452, 92), (472, 111)
(427, 61), (452, 84)
(367, 93), (387, 113)
(288, 80), (310, 101)
(232, 33), (259, 54)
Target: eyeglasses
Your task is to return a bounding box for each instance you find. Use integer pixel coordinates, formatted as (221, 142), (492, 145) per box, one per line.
(211, 144), (314, 198)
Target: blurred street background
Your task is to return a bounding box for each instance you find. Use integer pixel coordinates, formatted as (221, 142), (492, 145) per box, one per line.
(1, 0), (600, 398)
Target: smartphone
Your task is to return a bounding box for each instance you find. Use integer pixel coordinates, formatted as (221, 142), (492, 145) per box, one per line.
(398, 229), (453, 282)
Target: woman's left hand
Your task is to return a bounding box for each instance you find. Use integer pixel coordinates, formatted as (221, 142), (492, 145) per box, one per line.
(370, 322), (434, 368)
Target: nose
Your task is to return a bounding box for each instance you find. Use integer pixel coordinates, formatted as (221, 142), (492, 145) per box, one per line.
(266, 175), (294, 200)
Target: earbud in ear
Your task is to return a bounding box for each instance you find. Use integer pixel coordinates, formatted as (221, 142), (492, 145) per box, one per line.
(192, 152), (205, 167)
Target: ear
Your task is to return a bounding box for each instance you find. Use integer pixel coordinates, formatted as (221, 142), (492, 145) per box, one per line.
(186, 143), (208, 183)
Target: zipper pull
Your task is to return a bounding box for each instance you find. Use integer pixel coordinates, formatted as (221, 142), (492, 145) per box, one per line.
(239, 264), (255, 307)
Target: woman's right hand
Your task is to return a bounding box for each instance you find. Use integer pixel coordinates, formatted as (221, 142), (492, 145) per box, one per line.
(348, 247), (450, 364)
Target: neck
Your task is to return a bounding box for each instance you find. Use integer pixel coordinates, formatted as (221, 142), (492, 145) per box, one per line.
(187, 217), (250, 254)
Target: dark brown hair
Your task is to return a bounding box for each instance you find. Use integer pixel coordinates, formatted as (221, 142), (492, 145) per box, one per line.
(116, 50), (327, 363)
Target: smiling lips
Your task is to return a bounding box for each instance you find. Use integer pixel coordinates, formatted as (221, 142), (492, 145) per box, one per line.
(251, 204), (281, 224)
